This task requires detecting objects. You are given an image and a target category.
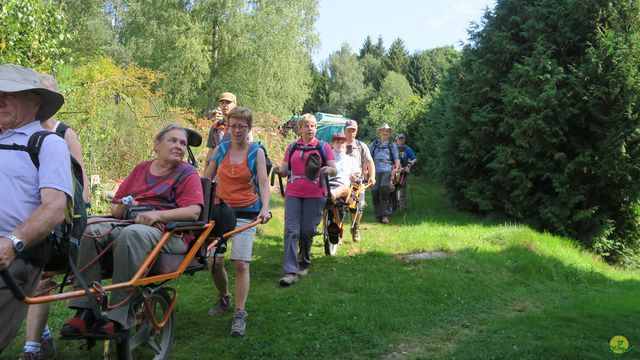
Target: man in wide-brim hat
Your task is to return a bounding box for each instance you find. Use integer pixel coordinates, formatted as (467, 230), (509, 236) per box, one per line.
(0, 64), (72, 352)
(369, 123), (400, 224)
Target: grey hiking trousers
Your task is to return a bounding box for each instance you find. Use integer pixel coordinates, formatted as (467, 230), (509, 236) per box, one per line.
(283, 196), (325, 274)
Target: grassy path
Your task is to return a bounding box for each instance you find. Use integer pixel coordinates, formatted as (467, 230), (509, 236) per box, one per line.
(5, 177), (640, 359)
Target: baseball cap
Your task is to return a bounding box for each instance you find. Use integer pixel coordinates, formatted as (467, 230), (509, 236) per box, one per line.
(219, 92), (237, 103)
(344, 119), (358, 130)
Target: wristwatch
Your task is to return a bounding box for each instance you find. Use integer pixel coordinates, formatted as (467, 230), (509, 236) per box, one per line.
(7, 234), (25, 254)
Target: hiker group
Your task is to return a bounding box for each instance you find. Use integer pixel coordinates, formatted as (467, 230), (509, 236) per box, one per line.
(0, 63), (416, 359)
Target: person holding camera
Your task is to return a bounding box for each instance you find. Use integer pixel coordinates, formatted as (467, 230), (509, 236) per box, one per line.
(205, 92), (237, 169)
(61, 124), (204, 338)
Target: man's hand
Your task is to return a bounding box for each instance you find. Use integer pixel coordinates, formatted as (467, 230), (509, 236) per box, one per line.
(0, 237), (17, 271)
(321, 166), (333, 177)
(135, 211), (162, 226)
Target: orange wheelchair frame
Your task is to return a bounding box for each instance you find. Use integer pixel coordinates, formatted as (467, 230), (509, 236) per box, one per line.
(0, 129), (263, 360)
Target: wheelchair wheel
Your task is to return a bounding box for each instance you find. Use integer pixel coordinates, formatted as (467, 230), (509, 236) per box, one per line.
(119, 287), (176, 360)
(390, 187), (398, 213)
(322, 209), (339, 256)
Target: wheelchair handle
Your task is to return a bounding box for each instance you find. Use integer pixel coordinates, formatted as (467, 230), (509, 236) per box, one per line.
(270, 168), (285, 196)
(1, 268), (26, 301)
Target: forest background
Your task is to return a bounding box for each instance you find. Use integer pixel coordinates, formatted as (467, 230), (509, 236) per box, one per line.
(1, 0), (640, 267)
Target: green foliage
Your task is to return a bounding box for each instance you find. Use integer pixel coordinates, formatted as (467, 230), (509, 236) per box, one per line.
(359, 53), (385, 91)
(407, 46), (460, 97)
(326, 43), (366, 115)
(199, 0), (319, 117)
(0, 0), (68, 72)
(56, 57), (169, 181)
(384, 38), (409, 75)
(378, 71), (413, 101)
(61, 0), (125, 64)
(431, 0), (640, 262)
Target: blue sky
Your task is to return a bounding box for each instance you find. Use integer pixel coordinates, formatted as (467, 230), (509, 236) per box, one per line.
(313, 0), (497, 64)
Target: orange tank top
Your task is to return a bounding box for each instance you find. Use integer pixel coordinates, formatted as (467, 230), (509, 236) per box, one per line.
(215, 152), (258, 208)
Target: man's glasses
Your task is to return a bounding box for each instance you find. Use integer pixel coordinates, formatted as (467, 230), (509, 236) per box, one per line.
(229, 124), (249, 130)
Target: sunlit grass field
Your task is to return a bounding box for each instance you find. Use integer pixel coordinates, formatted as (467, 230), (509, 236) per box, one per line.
(4, 176), (640, 359)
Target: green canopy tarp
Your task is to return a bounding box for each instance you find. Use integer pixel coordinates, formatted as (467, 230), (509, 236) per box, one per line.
(285, 113), (352, 143)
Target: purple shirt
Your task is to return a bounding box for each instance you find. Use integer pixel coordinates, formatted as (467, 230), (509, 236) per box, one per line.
(0, 121), (72, 237)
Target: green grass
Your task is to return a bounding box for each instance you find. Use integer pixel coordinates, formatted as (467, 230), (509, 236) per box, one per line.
(4, 176), (640, 359)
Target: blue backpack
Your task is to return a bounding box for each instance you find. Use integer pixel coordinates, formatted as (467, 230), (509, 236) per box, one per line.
(215, 141), (271, 212)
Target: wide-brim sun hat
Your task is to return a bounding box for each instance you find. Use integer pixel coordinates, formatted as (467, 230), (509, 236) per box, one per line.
(377, 123), (392, 131)
(0, 64), (64, 120)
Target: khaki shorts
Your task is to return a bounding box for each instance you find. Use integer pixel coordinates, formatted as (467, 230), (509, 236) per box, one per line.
(215, 217), (257, 262)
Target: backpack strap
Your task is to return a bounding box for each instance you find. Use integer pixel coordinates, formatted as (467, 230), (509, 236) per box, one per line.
(55, 122), (69, 138)
(0, 131), (55, 169)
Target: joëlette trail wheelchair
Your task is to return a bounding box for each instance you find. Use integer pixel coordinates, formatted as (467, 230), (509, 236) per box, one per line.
(322, 177), (372, 256)
(0, 129), (261, 360)
(390, 164), (413, 213)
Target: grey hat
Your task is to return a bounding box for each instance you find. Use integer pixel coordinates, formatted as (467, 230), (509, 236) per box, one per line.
(0, 64), (64, 120)
(377, 123), (392, 131)
(396, 133), (406, 139)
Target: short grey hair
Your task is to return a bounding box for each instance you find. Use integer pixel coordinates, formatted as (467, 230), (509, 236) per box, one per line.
(155, 124), (187, 142)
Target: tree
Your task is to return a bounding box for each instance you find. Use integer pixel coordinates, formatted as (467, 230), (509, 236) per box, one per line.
(359, 53), (385, 90)
(196, 0), (319, 117)
(407, 46), (460, 97)
(384, 38), (409, 75)
(302, 60), (330, 114)
(0, 0), (68, 72)
(373, 35), (385, 58)
(326, 43), (366, 115)
(379, 71), (413, 101)
(432, 0), (640, 263)
(62, 0), (125, 64)
(358, 35), (374, 59)
(120, 0), (211, 107)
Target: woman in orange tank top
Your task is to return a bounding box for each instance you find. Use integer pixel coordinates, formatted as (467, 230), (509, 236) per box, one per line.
(203, 107), (271, 337)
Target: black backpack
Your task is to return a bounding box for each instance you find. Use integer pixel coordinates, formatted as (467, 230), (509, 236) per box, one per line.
(371, 140), (394, 164)
(0, 130), (87, 270)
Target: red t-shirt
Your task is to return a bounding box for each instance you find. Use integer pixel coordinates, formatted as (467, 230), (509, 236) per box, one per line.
(113, 160), (204, 246)
(282, 138), (335, 198)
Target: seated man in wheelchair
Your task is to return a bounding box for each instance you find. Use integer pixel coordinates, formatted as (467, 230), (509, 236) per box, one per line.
(328, 132), (361, 203)
(61, 124), (204, 337)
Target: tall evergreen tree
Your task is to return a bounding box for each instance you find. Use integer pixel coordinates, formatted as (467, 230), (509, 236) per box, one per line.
(384, 38), (409, 75)
(433, 0), (640, 262)
(373, 35), (385, 58)
(358, 35), (375, 59)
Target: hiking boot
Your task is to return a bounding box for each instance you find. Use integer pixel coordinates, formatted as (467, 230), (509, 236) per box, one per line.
(40, 336), (55, 359)
(279, 273), (297, 286)
(381, 217), (389, 224)
(19, 351), (42, 360)
(230, 310), (247, 337)
(208, 294), (232, 316)
(351, 228), (361, 242)
(298, 267), (309, 277)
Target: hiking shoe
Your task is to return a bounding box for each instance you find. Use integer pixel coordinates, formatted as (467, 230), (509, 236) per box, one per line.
(208, 294), (232, 317)
(19, 351), (42, 360)
(279, 273), (297, 286)
(351, 228), (361, 242)
(381, 217), (389, 224)
(40, 336), (55, 359)
(230, 310), (247, 337)
(298, 267), (309, 277)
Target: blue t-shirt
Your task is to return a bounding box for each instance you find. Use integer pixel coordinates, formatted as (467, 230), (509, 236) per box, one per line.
(0, 121), (72, 237)
(369, 140), (399, 173)
(397, 145), (416, 166)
